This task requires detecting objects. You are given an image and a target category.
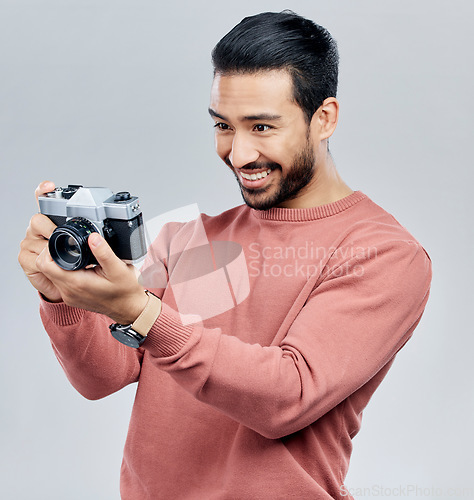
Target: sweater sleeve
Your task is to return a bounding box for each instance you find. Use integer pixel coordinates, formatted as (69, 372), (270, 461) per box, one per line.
(143, 238), (432, 439)
(40, 299), (144, 400)
(38, 220), (185, 400)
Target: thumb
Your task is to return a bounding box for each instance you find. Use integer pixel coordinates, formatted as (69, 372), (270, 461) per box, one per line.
(88, 233), (123, 277)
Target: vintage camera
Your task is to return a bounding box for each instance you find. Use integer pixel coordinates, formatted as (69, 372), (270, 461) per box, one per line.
(39, 184), (147, 270)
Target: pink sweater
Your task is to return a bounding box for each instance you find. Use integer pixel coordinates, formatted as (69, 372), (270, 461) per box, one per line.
(40, 191), (432, 499)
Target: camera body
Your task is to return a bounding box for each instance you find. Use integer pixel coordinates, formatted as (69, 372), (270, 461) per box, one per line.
(39, 185), (147, 270)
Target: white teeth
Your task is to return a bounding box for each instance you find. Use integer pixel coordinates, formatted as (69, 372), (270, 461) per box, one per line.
(241, 169), (271, 181)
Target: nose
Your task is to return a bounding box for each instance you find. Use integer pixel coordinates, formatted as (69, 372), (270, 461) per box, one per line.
(228, 133), (260, 169)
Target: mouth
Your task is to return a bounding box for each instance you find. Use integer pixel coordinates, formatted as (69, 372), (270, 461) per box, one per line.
(237, 168), (273, 189)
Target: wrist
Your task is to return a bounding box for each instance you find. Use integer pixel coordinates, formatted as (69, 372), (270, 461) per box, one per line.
(39, 292), (63, 304)
(131, 290), (162, 337)
(109, 290), (162, 348)
(117, 290), (149, 325)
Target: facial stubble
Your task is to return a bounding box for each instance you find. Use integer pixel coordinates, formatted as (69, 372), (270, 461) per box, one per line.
(230, 137), (316, 211)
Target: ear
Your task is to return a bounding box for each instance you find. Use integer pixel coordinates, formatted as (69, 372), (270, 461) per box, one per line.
(310, 97), (339, 141)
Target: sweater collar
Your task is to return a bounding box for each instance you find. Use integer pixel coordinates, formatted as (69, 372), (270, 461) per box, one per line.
(251, 191), (367, 222)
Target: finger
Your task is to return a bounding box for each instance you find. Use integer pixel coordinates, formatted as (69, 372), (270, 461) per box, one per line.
(23, 249), (58, 283)
(27, 213), (57, 240)
(35, 180), (55, 208)
(35, 244), (56, 273)
(20, 236), (49, 257)
(35, 245), (71, 286)
(19, 246), (45, 274)
(88, 233), (126, 279)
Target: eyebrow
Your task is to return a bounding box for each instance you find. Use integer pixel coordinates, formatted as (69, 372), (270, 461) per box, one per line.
(208, 108), (282, 122)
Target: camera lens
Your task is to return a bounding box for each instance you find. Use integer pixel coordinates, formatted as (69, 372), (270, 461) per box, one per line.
(49, 217), (98, 270)
(55, 234), (81, 264)
(64, 236), (80, 256)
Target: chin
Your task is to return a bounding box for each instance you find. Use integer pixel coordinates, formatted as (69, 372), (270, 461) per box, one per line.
(241, 191), (279, 211)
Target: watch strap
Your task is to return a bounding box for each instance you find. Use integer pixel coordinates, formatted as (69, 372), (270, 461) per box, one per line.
(131, 290), (162, 337)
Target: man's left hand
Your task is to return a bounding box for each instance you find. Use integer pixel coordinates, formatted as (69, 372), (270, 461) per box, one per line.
(36, 232), (148, 325)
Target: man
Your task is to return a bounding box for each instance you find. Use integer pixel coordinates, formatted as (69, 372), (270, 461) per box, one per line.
(18, 11), (432, 499)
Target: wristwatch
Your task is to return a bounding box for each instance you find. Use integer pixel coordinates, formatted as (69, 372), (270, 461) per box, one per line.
(109, 290), (162, 348)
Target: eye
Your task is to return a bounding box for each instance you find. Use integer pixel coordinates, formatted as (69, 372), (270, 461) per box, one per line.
(214, 122), (232, 131)
(253, 124), (272, 132)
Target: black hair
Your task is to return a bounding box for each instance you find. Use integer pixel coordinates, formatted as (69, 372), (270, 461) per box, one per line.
(211, 11), (339, 124)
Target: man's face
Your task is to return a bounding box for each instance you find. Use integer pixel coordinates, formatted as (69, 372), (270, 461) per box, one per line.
(209, 70), (318, 210)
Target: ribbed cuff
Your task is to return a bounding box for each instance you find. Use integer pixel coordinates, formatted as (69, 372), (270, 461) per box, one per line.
(144, 303), (194, 358)
(39, 294), (86, 326)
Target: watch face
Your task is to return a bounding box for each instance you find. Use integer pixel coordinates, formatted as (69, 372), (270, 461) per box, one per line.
(110, 324), (145, 348)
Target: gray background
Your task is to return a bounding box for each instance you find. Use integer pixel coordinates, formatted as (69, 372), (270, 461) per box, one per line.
(1, 0), (473, 498)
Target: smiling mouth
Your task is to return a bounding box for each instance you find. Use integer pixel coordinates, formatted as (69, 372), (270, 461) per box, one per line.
(239, 168), (272, 181)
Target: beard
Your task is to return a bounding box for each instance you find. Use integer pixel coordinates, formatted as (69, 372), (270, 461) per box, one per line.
(227, 138), (316, 211)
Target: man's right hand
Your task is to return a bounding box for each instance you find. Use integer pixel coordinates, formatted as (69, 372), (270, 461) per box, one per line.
(18, 181), (63, 303)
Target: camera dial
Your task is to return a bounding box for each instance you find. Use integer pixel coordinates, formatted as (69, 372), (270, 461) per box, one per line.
(61, 185), (82, 199)
(114, 192), (132, 202)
